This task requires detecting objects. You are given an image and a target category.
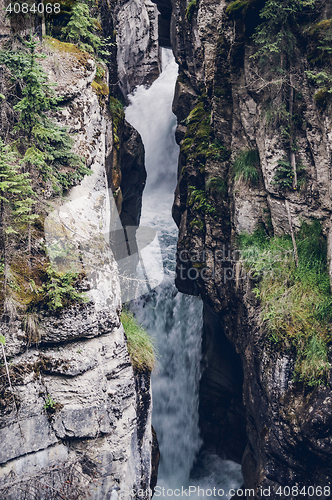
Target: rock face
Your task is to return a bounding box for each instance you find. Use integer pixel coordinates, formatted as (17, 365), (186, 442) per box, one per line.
(171, 0), (332, 496)
(113, 0), (162, 95)
(0, 29), (153, 500)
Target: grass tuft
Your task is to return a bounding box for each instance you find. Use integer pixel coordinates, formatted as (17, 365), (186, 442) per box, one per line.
(233, 149), (260, 185)
(121, 309), (156, 374)
(239, 221), (332, 387)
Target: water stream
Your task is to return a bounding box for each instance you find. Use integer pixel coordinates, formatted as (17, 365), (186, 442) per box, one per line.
(125, 48), (243, 499)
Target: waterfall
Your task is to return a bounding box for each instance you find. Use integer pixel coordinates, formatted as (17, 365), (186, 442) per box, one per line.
(125, 48), (243, 499)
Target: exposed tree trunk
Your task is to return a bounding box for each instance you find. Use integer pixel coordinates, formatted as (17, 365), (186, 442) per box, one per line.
(289, 74), (297, 189)
(285, 199), (298, 267)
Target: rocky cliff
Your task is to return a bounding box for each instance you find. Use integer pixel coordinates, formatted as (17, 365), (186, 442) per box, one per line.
(0, 4), (157, 498)
(171, 0), (332, 496)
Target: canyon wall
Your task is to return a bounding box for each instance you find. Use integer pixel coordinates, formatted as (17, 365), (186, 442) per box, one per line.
(171, 0), (332, 496)
(0, 1), (159, 497)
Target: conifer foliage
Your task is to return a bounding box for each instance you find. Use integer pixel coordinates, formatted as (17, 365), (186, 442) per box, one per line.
(0, 139), (36, 294)
(252, 0), (316, 61)
(61, 3), (112, 59)
(0, 35), (90, 314)
(13, 35), (90, 193)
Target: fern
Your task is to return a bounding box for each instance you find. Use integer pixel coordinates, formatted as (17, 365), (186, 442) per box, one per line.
(188, 186), (217, 216)
(41, 265), (88, 312)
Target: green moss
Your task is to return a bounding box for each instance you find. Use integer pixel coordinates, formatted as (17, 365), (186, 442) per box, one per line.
(186, 0), (198, 20)
(181, 102), (211, 159)
(189, 218), (205, 231)
(226, 0), (249, 16)
(314, 88), (332, 109)
(121, 310), (156, 374)
(239, 222), (332, 387)
(188, 186), (217, 217)
(307, 19), (332, 67)
(206, 177), (227, 195)
(181, 137), (195, 156)
(109, 97), (125, 149)
(225, 0), (261, 18)
(214, 88), (227, 98)
(181, 101), (230, 165)
(206, 140), (230, 162)
(308, 19), (332, 36)
(44, 37), (90, 66)
(91, 79), (109, 96)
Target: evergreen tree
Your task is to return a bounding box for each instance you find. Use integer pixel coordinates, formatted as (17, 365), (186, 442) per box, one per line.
(252, 0), (315, 189)
(61, 3), (112, 59)
(13, 35), (90, 193)
(61, 3), (102, 53)
(0, 139), (36, 295)
(14, 36), (57, 143)
(252, 0), (316, 62)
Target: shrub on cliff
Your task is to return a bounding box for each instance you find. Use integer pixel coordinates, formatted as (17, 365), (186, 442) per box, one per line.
(233, 149), (260, 186)
(239, 222), (332, 387)
(12, 35), (90, 194)
(61, 3), (113, 60)
(121, 309), (156, 374)
(0, 139), (37, 296)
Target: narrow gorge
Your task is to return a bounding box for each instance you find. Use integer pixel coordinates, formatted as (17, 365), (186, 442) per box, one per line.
(1, 0), (332, 499)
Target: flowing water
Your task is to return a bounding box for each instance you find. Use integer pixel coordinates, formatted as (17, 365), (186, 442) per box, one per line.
(125, 48), (243, 498)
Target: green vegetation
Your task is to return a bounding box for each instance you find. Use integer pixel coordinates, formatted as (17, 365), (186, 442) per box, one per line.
(181, 102), (211, 159)
(186, 0), (198, 20)
(226, 0), (253, 16)
(3, 35), (90, 194)
(188, 186), (217, 217)
(252, 0), (316, 61)
(305, 27), (332, 109)
(239, 222), (332, 387)
(272, 158), (306, 189)
(206, 140), (230, 162)
(38, 265), (87, 313)
(0, 139), (37, 295)
(206, 177), (227, 195)
(0, 50), (31, 81)
(61, 3), (113, 59)
(189, 218), (204, 231)
(233, 149), (260, 185)
(0, 37), (89, 312)
(44, 394), (62, 414)
(44, 395), (56, 411)
(121, 310), (156, 374)
(181, 101), (230, 165)
(109, 97), (125, 149)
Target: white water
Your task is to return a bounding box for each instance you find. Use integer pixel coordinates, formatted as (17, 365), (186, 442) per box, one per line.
(125, 48), (243, 498)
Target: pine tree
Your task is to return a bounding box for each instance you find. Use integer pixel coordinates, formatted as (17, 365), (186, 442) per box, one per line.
(252, 0), (316, 62)
(13, 35), (90, 193)
(252, 0), (315, 189)
(61, 3), (102, 54)
(61, 3), (112, 59)
(14, 36), (57, 144)
(0, 139), (36, 295)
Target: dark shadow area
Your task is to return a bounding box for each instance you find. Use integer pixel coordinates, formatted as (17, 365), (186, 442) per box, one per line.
(151, 0), (172, 47)
(197, 303), (247, 464)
